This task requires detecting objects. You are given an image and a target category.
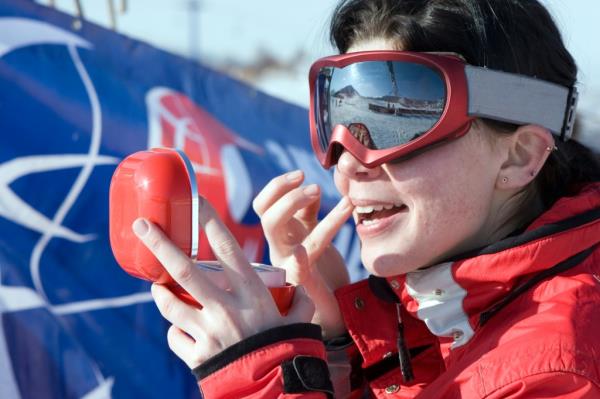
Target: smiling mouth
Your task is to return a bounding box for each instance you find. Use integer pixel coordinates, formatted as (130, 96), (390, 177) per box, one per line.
(354, 203), (408, 225)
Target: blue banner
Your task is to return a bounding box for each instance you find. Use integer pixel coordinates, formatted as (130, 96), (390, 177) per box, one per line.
(0, 1), (363, 398)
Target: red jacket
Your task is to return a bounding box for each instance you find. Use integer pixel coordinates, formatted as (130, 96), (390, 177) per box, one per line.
(195, 183), (600, 398)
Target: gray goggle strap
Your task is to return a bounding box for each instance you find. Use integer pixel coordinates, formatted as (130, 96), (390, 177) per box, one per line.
(174, 149), (199, 260)
(465, 65), (578, 141)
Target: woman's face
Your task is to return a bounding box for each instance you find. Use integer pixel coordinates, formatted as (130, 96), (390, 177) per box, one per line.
(334, 39), (508, 276)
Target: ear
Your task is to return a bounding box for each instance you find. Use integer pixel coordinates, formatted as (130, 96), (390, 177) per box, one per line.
(496, 124), (555, 190)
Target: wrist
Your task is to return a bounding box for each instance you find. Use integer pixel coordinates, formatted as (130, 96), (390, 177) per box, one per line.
(313, 312), (347, 340)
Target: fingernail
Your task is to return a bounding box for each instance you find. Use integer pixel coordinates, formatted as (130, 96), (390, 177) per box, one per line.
(132, 218), (149, 237)
(150, 284), (162, 300)
(303, 184), (319, 196)
(286, 170), (303, 181)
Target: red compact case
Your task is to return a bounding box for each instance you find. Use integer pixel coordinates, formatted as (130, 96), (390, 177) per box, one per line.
(109, 148), (294, 314)
(110, 148), (197, 283)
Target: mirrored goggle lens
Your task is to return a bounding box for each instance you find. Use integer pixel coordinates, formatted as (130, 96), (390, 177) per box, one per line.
(314, 61), (446, 152)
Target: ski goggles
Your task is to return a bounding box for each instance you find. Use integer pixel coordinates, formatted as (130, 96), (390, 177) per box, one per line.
(309, 51), (578, 168)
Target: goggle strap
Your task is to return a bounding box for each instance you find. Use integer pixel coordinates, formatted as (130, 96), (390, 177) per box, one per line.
(465, 65), (574, 137)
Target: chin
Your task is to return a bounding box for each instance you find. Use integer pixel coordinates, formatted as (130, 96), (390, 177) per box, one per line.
(362, 250), (424, 277)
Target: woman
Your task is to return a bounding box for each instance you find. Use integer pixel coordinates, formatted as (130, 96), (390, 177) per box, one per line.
(132, 0), (600, 397)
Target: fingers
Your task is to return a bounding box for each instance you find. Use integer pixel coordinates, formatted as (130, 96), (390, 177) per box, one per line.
(133, 218), (220, 304)
(196, 198), (266, 296)
(295, 192), (321, 228)
(252, 170), (304, 217)
(151, 284), (204, 337)
(285, 285), (316, 325)
(303, 196), (353, 264)
(260, 184), (321, 237)
(285, 243), (317, 287)
(166, 325), (197, 368)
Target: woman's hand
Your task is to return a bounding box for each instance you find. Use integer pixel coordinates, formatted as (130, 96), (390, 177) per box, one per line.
(132, 198), (315, 369)
(252, 170), (354, 338)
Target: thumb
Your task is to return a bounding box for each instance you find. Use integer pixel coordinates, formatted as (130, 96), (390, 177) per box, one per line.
(285, 285), (315, 324)
(285, 244), (317, 287)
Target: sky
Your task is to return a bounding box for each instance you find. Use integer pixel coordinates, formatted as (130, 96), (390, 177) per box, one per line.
(34, 0), (600, 149)
(329, 61), (446, 100)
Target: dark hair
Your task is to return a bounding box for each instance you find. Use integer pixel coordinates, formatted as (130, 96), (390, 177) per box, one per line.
(330, 0), (600, 209)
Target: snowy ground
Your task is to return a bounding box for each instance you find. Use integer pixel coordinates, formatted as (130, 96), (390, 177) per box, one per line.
(329, 95), (440, 147)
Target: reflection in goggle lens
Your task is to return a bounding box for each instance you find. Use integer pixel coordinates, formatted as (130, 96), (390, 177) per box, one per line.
(348, 123), (374, 149)
(316, 61), (446, 151)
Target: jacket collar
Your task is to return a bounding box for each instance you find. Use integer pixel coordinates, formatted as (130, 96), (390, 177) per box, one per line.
(386, 183), (600, 348)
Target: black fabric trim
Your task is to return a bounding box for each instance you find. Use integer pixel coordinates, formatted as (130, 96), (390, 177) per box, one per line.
(324, 332), (354, 351)
(479, 244), (597, 326)
(450, 207), (600, 261)
(362, 345), (431, 382)
(282, 355), (334, 397)
(368, 275), (400, 303)
(192, 323), (322, 380)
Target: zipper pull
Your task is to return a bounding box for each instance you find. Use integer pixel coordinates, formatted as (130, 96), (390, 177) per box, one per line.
(396, 303), (414, 382)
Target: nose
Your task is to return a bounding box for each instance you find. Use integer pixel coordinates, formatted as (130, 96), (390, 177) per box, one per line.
(335, 149), (382, 180)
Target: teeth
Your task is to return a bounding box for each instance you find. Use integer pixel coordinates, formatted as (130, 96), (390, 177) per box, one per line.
(355, 205), (376, 213)
(355, 203), (404, 214)
(362, 219), (378, 226)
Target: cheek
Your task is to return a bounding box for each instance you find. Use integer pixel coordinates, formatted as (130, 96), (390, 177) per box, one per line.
(418, 182), (482, 235)
(391, 142), (497, 247)
(333, 167), (349, 196)
(410, 154), (496, 240)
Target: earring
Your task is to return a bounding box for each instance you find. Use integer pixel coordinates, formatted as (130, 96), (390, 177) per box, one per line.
(546, 145), (558, 152)
(502, 177), (508, 183)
